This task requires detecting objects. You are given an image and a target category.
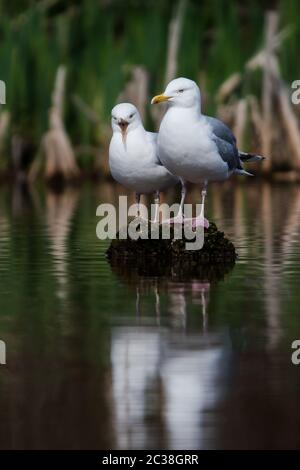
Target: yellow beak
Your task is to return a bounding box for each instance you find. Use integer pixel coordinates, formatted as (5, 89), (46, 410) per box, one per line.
(151, 94), (171, 104)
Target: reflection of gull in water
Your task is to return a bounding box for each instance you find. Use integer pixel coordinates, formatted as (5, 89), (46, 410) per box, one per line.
(167, 281), (210, 332)
(133, 279), (210, 331)
(111, 326), (225, 449)
(167, 286), (186, 330)
(162, 340), (223, 449)
(192, 282), (210, 332)
(111, 327), (161, 449)
(135, 283), (161, 325)
(111, 278), (227, 449)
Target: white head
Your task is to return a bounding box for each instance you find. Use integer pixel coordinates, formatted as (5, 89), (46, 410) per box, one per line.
(111, 103), (142, 145)
(151, 77), (201, 111)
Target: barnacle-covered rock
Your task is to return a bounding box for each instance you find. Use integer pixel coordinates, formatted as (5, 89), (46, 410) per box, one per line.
(106, 221), (236, 282)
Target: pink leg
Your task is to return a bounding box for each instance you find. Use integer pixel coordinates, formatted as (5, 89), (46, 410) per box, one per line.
(152, 191), (160, 223)
(190, 181), (209, 229)
(163, 213), (185, 225)
(181, 216), (209, 228)
(191, 216), (209, 229)
(162, 181), (209, 228)
(135, 192), (141, 218)
(162, 180), (186, 225)
(134, 192), (148, 222)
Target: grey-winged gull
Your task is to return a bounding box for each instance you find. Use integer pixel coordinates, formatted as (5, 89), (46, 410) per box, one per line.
(109, 103), (178, 222)
(151, 77), (264, 227)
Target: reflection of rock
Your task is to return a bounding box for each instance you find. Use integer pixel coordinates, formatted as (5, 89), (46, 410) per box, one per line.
(107, 222), (236, 282)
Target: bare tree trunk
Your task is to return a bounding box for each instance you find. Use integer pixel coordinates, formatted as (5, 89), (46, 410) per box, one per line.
(118, 66), (149, 121)
(262, 11), (278, 172)
(216, 73), (241, 104)
(0, 111), (10, 155)
(164, 0), (187, 86)
(233, 99), (247, 148)
(278, 83), (300, 170)
(248, 95), (264, 152)
(42, 66), (80, 182)
(152, 0), (187, 128)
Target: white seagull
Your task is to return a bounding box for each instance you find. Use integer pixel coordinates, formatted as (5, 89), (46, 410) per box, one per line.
(151, 77), (264, 227)
(109, 103), (178, 222)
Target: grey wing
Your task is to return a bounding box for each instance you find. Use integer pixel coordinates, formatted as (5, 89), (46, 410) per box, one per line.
(204, 115), (241, 170)
(204, 115), (237, 145)
(211, 135), (241, 170)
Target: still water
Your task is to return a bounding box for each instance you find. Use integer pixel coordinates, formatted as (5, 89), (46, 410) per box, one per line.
(0, 180), (300, 449)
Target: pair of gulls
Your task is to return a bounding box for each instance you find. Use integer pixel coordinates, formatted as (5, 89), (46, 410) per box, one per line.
(109, 77), (264, 228)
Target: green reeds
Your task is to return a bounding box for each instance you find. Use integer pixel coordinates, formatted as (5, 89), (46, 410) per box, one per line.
(0, 0), (299, 177)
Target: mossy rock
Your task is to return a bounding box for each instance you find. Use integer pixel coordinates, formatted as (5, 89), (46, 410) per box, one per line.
(106, 221), (236, 282)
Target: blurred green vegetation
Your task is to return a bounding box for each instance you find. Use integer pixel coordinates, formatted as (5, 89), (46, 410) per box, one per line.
(0, 0), (300, 156)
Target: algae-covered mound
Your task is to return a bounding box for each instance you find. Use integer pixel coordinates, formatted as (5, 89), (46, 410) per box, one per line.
(106, 221), (236, 282)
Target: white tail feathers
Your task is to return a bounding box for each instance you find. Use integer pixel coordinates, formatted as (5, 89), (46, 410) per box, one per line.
(235, 169), (253, 177)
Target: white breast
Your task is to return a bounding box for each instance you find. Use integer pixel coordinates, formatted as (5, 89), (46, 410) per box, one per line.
(109, 127), (177, 194)
(158, 108), (229, 183)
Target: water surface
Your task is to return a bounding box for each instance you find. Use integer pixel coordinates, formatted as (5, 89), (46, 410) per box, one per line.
(0, 180), (299, 449)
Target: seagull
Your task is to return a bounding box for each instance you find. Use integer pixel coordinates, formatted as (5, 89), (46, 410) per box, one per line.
(151, 77), (264, 228)
(109, 103), (178, 222)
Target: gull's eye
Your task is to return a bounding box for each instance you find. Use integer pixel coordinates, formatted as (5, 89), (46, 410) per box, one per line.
(129, 113), (135, 119)
(112, 116), (117, 120)
(178, 89), (184, 93)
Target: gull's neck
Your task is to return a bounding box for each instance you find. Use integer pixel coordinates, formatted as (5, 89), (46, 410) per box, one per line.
(129, 123), (147, 139)
(114, 124), (147, 151)
(166, 103), (202, 122)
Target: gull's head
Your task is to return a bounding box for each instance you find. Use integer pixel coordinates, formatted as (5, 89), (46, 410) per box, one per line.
(111, 103), (142, 145)
(151, 77), (201, 109)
